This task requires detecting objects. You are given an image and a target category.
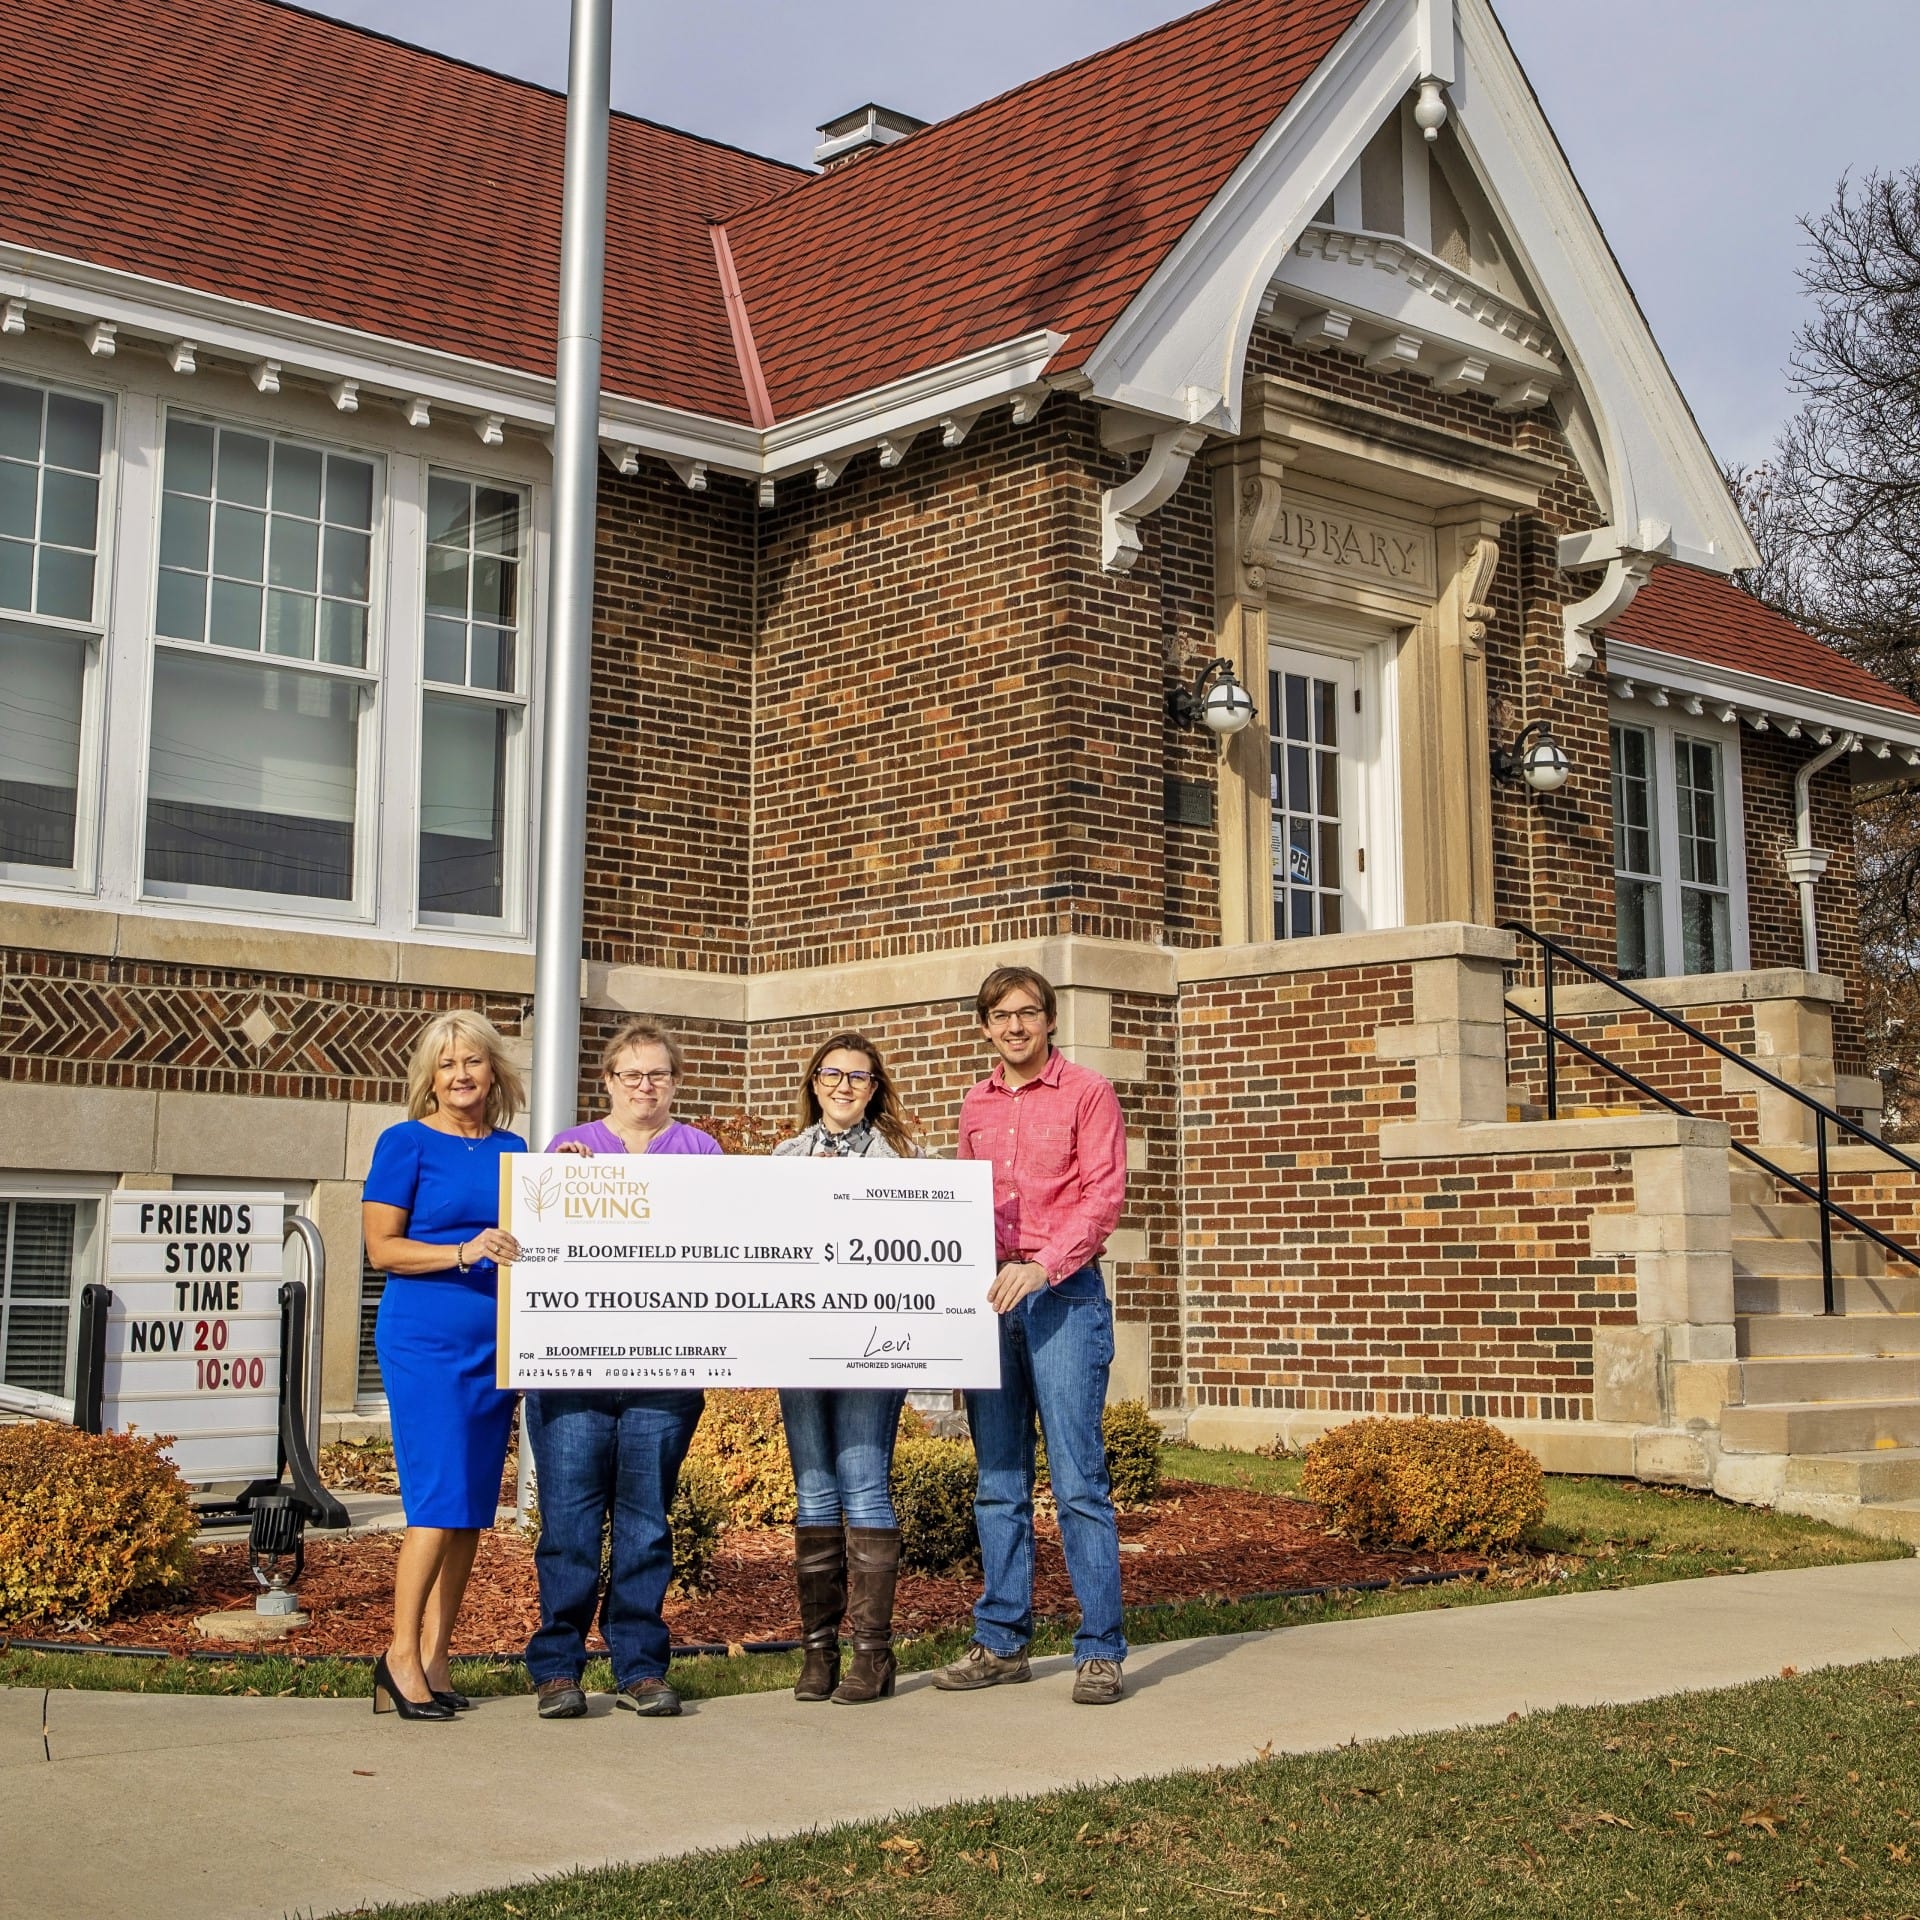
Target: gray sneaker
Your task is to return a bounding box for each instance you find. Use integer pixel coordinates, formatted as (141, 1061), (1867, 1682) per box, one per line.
(1071, 1659), (1124, 1705)
(615, 1676), (683, 1717)
(534, 1676), (587, 1719)
(932, 1642), (1031, 1691)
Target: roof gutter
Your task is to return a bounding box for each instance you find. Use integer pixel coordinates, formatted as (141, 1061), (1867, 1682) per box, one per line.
(1787, 732), (1857, 975)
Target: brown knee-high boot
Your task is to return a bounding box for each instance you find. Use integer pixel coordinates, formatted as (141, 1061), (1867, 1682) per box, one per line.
(832, 1527), (900, 1704)
(793, 1525), (846, 1701)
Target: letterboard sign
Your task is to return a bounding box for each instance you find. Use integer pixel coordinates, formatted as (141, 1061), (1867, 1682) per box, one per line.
(102, 1191), (286, 1484)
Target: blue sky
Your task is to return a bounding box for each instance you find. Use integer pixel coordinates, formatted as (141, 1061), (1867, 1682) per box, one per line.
(308, 1), (1920, 469)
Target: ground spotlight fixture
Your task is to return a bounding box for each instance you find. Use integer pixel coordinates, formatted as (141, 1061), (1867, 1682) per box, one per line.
(1168, 658), (1257, 737)
(1492, 719), (1571, 792)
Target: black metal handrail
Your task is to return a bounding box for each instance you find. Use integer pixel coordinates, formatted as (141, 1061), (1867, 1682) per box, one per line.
(1501, 920), (1920, 1314)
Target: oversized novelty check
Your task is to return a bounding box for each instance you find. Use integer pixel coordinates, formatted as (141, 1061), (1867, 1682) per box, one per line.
(497, 1153), (1001, 1390)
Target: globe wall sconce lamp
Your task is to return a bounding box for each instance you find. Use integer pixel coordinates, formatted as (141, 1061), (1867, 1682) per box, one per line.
(1492, 719), (1571, 792)
(1168, 658), (1257, 737)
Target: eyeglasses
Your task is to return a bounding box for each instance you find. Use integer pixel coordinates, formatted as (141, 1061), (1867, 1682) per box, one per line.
(814, 1068), (876, 1090)
(610, 1069), (675, 1089)
(985, 1006), (1048, 1028)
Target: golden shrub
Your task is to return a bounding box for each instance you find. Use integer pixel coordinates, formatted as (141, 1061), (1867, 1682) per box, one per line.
(667, 1458), (728, 1594)
(1299, 1416), (1545, 1552)
(890, 1436), (979, 1572)
(684, 1389), (797, 1530)
(0, 1422), (198, 1624)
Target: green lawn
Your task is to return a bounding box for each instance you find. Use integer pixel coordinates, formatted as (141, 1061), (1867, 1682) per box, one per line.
(367, 1657), (1920, 1919)
(2, 1449), (1902, 1703)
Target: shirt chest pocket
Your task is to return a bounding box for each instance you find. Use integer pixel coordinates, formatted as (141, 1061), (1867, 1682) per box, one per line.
(1019, 1116), (1076, 1180)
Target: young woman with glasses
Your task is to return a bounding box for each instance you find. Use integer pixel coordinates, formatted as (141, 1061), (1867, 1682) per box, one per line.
(771, 1032), (918, 1703)
(523, 1018), (719, 1726)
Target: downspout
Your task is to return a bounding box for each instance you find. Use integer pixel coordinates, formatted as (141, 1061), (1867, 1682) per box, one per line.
(1785, 733), (1857, 974)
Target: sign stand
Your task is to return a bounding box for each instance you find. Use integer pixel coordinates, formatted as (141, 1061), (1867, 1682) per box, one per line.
(79, 1206), (346, 1607)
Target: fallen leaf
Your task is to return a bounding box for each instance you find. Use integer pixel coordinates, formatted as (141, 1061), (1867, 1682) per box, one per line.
(1848, 1771), (1862, 1785)
(1781, 1665), (1798, 1679)
(1670, 1811), (1696, 1829)
(1740, 1808), (1786, 1838)
(351, 1769), (375, 1778)
(1889, 1843), (1911, 1864)
(1592, 1812), (1635, 1830)
(727, 1641), (747, 1658)
(739, 1863), (767, 1890)
(1506, 1711), (1521, 1724)
(1255, 1740), (1274, 1761)
(1724, 1850), (1743, 1865)
(877, 1836), (922, 1857)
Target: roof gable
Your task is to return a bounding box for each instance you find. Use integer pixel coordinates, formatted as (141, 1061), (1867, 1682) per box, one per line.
(719, 0), (1370, 420)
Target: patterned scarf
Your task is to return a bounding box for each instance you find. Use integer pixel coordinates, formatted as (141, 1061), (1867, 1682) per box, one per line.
(811, 1120), (874, 1157)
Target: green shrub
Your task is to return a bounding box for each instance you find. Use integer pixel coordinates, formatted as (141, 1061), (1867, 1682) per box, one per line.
(890, 1436), (979, 1572)
(668, 1458), (728, 1594)
(0, 1422), (197, 1625)
(685, 1389), (797, 1530)
(1300, 1416), (1545, 1552)
(1035, 1398), (1164, 1509)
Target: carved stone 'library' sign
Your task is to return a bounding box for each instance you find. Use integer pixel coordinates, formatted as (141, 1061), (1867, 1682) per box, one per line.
(1269, 490), (1435, 598)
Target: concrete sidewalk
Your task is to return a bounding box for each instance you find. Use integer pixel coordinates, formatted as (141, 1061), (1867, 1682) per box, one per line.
(8, 1558), (1920, 1920)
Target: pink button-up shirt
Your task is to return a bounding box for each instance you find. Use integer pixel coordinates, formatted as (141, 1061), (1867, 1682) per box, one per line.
(957, 1047), (1127, 1284)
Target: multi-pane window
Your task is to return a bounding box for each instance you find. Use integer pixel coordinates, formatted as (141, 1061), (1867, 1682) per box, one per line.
(0, 377), (107, 877)
(1270, 660), (1348, 939)
(145, 415), (377, 905)
(0, 1198), (95, 1399)
(0, 379), (105, 622)
(1611, 719), (1739, 978)
(1674, 737), (1732, 972)
(1612, 724), (1663, 977)
(420, 473), (527, 921)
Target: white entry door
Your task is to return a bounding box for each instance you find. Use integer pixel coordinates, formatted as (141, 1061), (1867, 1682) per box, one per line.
(1269, 641), (1370, 939)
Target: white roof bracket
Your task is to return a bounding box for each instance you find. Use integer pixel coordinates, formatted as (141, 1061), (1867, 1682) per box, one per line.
(1101, 422), (1209, 573)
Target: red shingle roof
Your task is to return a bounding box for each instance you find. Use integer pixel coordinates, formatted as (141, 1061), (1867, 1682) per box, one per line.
(722, 0), (1370, 418)
(1609, 565), (1920, 720)
(0, 0), (1370, 425)
(0, 0), (803, 421)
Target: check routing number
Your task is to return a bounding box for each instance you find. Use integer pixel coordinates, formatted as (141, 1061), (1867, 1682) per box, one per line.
(497, 1154), (1001, 1390)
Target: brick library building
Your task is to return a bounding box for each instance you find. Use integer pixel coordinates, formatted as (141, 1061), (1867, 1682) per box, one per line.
(5, 0), (1920, 1530)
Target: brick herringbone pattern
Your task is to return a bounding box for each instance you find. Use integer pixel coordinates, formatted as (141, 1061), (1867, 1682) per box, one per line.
(0, 950), (527, 1102)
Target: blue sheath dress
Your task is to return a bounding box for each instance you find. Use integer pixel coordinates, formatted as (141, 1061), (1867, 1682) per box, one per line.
(366, 1120), (525, 1528)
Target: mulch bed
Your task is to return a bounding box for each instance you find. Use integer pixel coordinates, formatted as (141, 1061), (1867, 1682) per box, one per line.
(11, 1482), (1481, 1659)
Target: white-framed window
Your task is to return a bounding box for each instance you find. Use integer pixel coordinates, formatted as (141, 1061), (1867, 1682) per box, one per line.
(1268, 621), (1401, 939)
(0, 334), (547, 947)
(1610, 713), (1748, 978)
(0, 1184), (105, 1400)
(142, 412), (380, 911)
(0, 373), (113, 889)
(418, 471), (529, 927)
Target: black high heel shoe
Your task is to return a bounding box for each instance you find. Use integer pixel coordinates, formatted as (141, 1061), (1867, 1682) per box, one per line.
(431, 1688), (472, 1713)
(372, 1655), (455, 1721)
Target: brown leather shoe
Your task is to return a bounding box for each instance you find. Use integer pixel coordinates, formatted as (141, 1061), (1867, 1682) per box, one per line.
(1071, 1658), (1124, 1705)
(615, 1676), (683, 1717)
(932, 1641), (1031, 1691)
(534, 1676), (587, 1719)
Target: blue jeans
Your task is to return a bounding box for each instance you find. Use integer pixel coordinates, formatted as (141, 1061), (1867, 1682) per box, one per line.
(965, 1266), (1126, 1664)
(779, 1388), (906, 1527)
(523, 1388), (704, 1689)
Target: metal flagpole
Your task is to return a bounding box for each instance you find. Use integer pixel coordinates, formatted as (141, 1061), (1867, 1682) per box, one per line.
(521, 0), (613, 1523)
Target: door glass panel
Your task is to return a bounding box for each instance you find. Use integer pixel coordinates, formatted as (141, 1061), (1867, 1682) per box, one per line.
(1270, 655), (1355, 940)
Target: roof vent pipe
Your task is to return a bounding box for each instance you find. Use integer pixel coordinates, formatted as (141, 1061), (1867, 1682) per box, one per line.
(814, 104), (927, 170)
(1786, 732), (1856, 973)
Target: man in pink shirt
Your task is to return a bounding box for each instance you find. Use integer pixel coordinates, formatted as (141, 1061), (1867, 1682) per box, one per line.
(935, 964), (1129, 1705)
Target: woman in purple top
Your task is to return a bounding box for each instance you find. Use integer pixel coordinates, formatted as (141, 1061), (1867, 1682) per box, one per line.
(523, 1018), (717, 1723)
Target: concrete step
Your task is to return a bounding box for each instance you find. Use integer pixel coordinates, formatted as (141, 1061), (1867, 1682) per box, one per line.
(1729, 1164), (1781, 1205)
(1733, 1234), (1888, 1280)
(1739, 1311), (1920, 1357)
(1721, 1397), (1920, 1455)
(1832, 1499), (1920, 1547)
(1733, 1202), (1829, 1242)
(1736, 1270), (1920, 1316)
(1783, 1447), (1920, 1505)
(1738, 1354), (1920, 1405)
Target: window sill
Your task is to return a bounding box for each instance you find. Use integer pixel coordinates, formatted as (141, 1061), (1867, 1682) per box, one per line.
(0, 895), (536, 993)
